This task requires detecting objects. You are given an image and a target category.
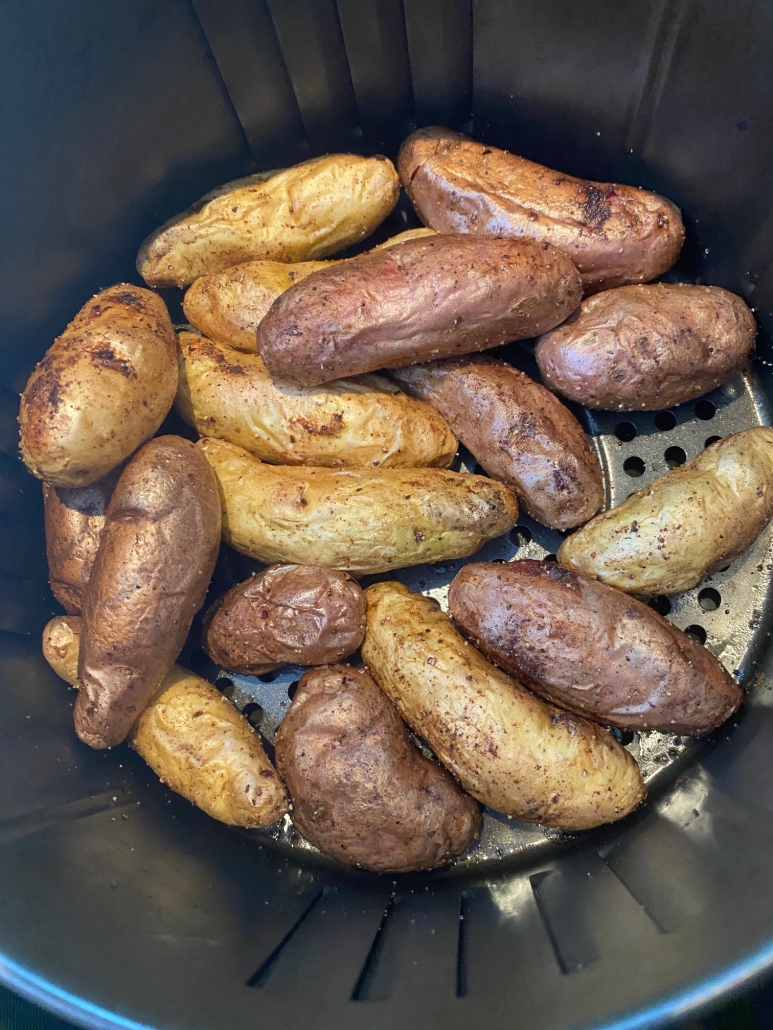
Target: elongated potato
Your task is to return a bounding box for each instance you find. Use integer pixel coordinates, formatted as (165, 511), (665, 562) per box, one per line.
(362, 582), (645, 830)
(175, 331), (457, 468)
(199, 437), (518, 575)
(558, 428), (773, 595)
(18, 286), (177, 488)
(137, 155), (400, 287)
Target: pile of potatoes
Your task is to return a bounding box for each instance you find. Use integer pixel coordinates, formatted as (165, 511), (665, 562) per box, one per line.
(20, 129), (772, 873)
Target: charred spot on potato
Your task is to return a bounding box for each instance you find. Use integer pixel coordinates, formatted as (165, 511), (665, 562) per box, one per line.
(578, 184), (612, 230)
(95, 348), (137, 379)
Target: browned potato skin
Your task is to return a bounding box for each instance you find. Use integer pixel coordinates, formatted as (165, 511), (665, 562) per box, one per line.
(449, 561), (742, 735)
(203, 565), (366, 675)
(76, 437), (221, 749)
(398, 127), (684, 294)
(275, 665), (481, 872)
(257, 235), (582, 387)
(535, 284), (757, 411)
(390, 356), (603, 530)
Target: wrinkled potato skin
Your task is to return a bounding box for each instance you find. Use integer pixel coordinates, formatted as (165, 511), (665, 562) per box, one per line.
(275, 665), (480, 872)
(362, 582), (645, 830)
(257, 235), (582, 387)
(199, 438), (518, 575)
(137, 155), (400, 287)
(398, 127), (684, 294)
(77, 437), (221, 749)
(449, 561), (742, 735)
(558, 428), (773, 596)
(18, 286), (177, 488)
(390, 356), (603, 529)
(202, 565), (366, 675)
(175, 332), (457, 469)
(536, 284), (756, 410)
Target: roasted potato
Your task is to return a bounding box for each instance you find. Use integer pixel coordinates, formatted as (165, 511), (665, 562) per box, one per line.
(199, 437), (518, 575)
(257, 235), (582, 387)
(202, 565), (366, 675)
(77, 436), (221, 749)
(175, 331), (457, 469)
(18, 286), (177, 488)
(274, 665), (480, 871)
(558, 428), (773, 596)
(137, 155), (400, 288)
(398, 127), (684, 294)
(390, 356), (603, 530)
(362, 582), (645, 830)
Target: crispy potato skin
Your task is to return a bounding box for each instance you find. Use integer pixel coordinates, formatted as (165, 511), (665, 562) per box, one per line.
(199, 437), (518, 575)
(257, 235), (582, 387)
(275, 665), (480, 871)
(202, 565), (366, 675)
(449, 561), (742, 734)
(398, 127), (684, 293)
(390, 356), (603, 529)
(18, 286), (177, 488)
(362, 582), (645, 830)
(558, 428), (773, 595)
(137, 155), (400, 287)
(76, 437), (222, 749)
(535, 284), (756, 410)
(175, 331), (457, 469)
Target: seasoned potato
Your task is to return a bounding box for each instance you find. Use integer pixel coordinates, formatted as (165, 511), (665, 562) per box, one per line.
(18, 286), (177, 488)
(449, 561), (742, 734)
(77, 437), (221, 749)
(257, 235), (581, 387)
(274, 665), (480, 871)
(390, 356), (603, 529)
(137, 155), (400, 287)
(202, 565), (366, 675)
(558, 428), (773, 596)
(536, 284), (756, 410)
(398, 127), (684, 294)
(199, 437), (518, 575)
(362, 582), (645, 830)
(175, 331), (457, 469)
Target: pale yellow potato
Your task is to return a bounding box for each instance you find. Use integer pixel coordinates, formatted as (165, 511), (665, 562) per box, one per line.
(198, 437), (518, 575)
(361, 582), (645, 830)
(176, 331), (457, 468)
(137, 155), (400, 288)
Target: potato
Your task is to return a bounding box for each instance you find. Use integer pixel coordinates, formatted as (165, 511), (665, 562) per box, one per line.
(535, 284), (756, 411)
(398, 127), (684, 294)
(137, 155), (400, 288)
(257, 235), (582, 387)
(42, 617), (288, 828)
(274, 665), (480, 871)
(362, 582), (645, 830)
(199, 437), (518, 575)
(390, 356), (603, 530)
(175, 331), (457, 469)
(558, 428), (773, 596)
(18, 286), (177, 488)
(76, 436), (221, 749)
(449, 561), (742, 734)
(202, 565), (366, 675)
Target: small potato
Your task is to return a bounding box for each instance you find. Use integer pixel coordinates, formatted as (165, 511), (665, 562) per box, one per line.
(137, 155), (400, 287)
(18, 286), (177, 488)
(274, 665), (481, 872)
(199, 437), (518, 575)
(362, 582), (645, 830)
(449, 561), (742, 735)
(535, 284), (756, 410)
(202, 565), (366, 675)
(390, 356), (603, 530)
(558, 428), (773, 596)
(175, 331), (457, 469)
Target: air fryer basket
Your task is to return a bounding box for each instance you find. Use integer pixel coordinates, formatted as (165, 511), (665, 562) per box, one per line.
(3, 2), (773, 1028)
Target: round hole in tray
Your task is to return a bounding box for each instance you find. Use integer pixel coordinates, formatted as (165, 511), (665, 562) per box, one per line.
(615, 421), (637, 442)
(648, 595), (672, 616)
(543, 553), (558, 563)
(698, 587), (721, 611)
(695, 399), (717, 420)
(623, 455), (646, 477)
(287, 680), (300, 700)
(705, 435), (722, 448)
(257, 670), (281, 683)
(655, 410), (677, 431)
(241, 702), (264, 727)
(610, 727), (635, 745)
(664, 445), (687, 468)
(509, 525), (532, 548)
(684, 624), (708, 645)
